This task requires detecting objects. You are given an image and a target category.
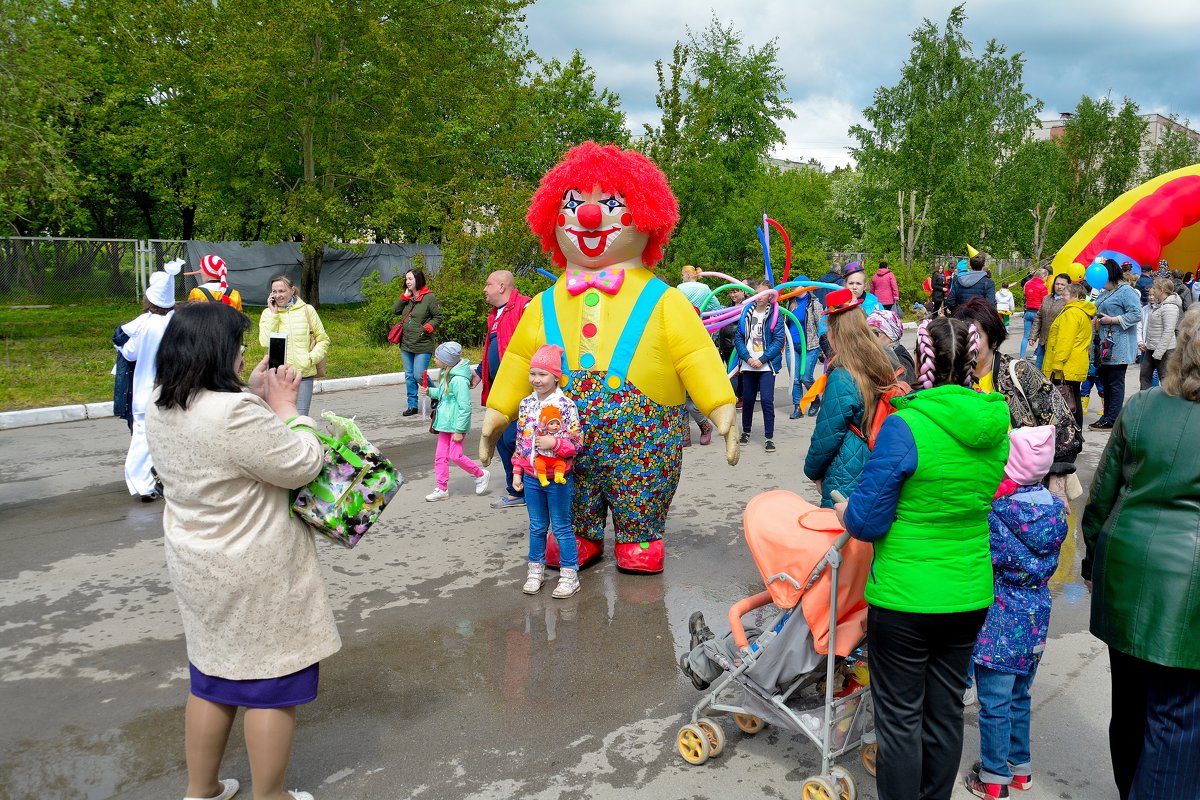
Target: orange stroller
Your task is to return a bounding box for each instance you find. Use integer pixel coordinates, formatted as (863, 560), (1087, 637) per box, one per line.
(675, 490), (876, 799)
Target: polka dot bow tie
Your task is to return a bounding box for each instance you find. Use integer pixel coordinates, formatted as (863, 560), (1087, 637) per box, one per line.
(566, 268), (625, 296)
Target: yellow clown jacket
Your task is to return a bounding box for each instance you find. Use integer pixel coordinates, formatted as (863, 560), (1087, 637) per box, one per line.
(486, 266), (735, 420)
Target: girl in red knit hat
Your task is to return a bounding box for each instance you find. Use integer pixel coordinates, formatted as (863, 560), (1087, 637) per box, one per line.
(512, 344), (583, 598)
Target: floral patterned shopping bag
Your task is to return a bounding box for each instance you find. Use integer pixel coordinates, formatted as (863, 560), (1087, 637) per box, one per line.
(291, 412), (403, 547)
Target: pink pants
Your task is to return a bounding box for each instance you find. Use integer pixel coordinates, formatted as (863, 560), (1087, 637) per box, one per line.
(435, 432), (483, 490)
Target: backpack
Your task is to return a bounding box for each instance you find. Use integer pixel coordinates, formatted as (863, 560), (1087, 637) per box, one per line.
(851, 374), (912, 449)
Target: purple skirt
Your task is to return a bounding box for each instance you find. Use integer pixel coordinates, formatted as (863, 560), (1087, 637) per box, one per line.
(189, 662), (319, 708)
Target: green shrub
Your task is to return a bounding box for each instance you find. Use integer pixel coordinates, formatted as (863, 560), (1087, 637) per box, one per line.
(359, 269), (401, 346)
(428, 277), (490, 346)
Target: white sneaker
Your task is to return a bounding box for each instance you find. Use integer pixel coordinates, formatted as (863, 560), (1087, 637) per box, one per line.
(474, 470), (491, 495)
(286, 792), (314, 800)
(552, 568), (580, 599)
(425, 488), (449, 502)
(522, 562), (546, 594)
(183, 778), (239, 800)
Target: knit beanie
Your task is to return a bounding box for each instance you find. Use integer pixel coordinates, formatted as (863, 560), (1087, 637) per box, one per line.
(529, 344), (564, 379)
(539, 405), (562, 426)
(145, 258), (184, 309)
(1005, 425), (1056, 486)
(434, 341), (462, 367)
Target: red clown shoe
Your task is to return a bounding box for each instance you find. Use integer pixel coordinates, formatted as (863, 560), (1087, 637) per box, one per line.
(615, 540), (664, 574)
(545, 533), (603, 570)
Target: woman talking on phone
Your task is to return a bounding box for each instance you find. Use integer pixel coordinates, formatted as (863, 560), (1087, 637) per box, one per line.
(258, 275), (330, 416)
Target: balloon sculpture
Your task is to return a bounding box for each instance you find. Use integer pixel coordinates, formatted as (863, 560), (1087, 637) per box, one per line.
(478, 142), (738, 574)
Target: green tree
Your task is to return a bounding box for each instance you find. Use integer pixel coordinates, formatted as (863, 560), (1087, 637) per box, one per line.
(505, 51), (629, 184)
(643, 17), (795, 270)
(1141, 115), (1200, 181)
(1056, 95), (1148, 238)
(849, 5), (1042, 265)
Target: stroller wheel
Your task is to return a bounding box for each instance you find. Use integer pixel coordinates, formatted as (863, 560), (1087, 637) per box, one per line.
(733, 713), (765, 734)
(801, 777), (838, 800)
(676, 723), (711, 765)
(696, 718), (725, 757)
(829, 766), (857, 800)
(861, 741), (878, 776)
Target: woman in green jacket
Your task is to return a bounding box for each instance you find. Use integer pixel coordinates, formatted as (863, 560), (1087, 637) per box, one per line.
(392, 269), (443, 416)
(1081, 304), (1200, 800)
(836, 316), (1010, 800)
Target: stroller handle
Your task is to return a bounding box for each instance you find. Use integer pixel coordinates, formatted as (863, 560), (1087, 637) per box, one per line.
(729, 590), (774, 649)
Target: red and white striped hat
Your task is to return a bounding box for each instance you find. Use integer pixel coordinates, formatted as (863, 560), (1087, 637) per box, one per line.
(199, 254), (228, 292)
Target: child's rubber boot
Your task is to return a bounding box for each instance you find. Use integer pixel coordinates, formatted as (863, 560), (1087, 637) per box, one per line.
(615, 539), (664, 574)
(551, 568), (579, 598)
(546, 534), (603, 570)
(699, 422), (713, 445)
(1082, 397), (1089, 415)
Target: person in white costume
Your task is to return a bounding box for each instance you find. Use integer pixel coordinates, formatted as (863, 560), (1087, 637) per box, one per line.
(119, 258), (182, 500)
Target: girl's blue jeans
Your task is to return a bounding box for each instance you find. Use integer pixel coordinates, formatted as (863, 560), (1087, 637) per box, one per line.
(526, 473), (577, 570)
(400, 350), (431, 411)
(792, 348), (822, 405)
(975, 662), (1037, 785)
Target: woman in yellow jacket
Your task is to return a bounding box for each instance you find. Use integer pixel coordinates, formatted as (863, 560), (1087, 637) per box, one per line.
(259, 275), (330, 416)
(1042, 282), (1095, 429)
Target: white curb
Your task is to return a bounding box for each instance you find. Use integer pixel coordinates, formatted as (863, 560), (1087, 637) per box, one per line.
(1, 371), (409, 431)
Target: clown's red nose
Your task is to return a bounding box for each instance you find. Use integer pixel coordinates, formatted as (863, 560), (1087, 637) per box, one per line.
(576, 203), (603, 229)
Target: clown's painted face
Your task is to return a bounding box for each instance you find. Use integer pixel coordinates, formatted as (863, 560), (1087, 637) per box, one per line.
(554, 186), (649, 270)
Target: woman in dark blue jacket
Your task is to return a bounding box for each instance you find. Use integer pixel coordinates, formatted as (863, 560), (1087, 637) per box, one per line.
(734, 279), (787, 453)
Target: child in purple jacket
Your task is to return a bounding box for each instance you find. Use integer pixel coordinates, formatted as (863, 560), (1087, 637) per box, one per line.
(965, 425), (1068, 799)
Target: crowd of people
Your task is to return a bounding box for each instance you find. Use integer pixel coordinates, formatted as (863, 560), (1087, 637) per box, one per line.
(117, 249), (1198, 800)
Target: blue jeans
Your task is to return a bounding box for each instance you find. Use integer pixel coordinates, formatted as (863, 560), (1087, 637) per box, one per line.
(741, 370), (775, 439)
(496, 421), (523, 498)
(400, 350), (432, 412)
(1019, 311), (1036, 359)
(1033, 344), (1045, 370)
(526, 473), (577, 569)
(792, 348), (821, 405)
(297, 377), (314, 417)
(975, 663), (1037, 784)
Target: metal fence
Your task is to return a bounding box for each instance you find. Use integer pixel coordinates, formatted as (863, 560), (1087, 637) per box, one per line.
(0, 237), (185, 306)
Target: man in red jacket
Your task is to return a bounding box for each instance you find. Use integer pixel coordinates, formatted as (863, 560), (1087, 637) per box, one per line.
(472, 270), (531, 508)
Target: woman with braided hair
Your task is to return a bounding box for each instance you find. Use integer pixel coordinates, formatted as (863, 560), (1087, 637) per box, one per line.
(834, 316), (1011, 800)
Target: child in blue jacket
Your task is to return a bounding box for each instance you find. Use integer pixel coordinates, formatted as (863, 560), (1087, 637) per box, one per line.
(965, 425), (1068, 799)
(734, 278), (787, 453)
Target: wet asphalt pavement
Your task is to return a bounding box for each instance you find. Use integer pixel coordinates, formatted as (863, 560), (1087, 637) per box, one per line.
(1, 330), (1124, 800)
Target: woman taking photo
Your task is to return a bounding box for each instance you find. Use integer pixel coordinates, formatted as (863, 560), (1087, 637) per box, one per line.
(1082, 304), (1200, 800)
(804, 288), (896, 507)
(1089, 258), (1142, 430)
(147, 303), (340, 800)
(391, 268), (443, 417)
(836, 316), (1010, 800)
(258, 275), (330, 417)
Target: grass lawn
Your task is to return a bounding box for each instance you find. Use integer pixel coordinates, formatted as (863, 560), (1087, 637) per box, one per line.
(0, 303), (481, 412)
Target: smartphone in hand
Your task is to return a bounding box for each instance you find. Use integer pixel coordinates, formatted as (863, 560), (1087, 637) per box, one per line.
(268, 333), (287, 370)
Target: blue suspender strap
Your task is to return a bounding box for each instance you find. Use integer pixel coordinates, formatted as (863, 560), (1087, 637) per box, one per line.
(604, 277), (668, 392)
(541, 290), (569, 373)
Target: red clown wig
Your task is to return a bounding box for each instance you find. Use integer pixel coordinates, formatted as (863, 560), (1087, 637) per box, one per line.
(527, 141), (679, 269)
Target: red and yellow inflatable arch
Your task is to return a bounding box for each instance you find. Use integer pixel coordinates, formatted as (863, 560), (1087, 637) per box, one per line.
(1052, 164), (1200, 279)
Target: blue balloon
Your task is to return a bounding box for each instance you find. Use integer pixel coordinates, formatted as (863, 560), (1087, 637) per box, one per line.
(1085, 262), (1109, 290)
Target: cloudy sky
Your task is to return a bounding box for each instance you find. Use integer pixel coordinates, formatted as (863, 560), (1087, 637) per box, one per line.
(522, 0), (1200, 167)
